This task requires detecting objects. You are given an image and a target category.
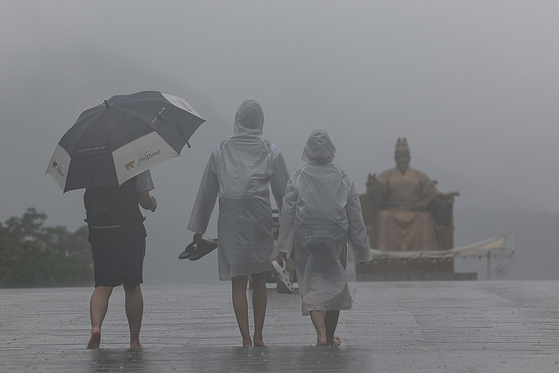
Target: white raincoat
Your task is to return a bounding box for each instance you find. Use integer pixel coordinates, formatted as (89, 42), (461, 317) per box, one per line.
(276, 129), (372, 315)
(188, 99), (289, 280)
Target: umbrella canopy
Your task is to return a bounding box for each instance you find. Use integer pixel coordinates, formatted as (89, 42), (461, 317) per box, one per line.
(46, 91), (205, 192)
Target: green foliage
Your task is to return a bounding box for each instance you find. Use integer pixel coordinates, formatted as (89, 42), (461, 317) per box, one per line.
(0, 208), (93, 288)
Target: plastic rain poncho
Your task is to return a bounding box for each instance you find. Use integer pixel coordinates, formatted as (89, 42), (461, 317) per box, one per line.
(275, 129), (372, 315)
(188, 99), (289, 280)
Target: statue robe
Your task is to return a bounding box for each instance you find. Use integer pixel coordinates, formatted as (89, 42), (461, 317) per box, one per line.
(373, 167), (438, 251)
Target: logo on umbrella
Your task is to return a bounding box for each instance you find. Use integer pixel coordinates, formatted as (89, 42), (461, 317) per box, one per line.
(125, 161), (135, 170)
(125, 150), (162, 171)
(77, 146), (107, 153)
(137, 150), (161, 167)
(52, 161), (65, 178)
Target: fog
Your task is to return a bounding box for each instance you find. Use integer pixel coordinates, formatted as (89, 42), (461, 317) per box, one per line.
(1, 1), (558, 284)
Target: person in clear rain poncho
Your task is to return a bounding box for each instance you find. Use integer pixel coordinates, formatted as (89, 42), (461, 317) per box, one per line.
(275, 128), (372, 346)
(188, 98), (289, 347)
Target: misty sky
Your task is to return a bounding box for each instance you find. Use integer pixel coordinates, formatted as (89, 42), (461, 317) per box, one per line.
(1, 1), (558, 283)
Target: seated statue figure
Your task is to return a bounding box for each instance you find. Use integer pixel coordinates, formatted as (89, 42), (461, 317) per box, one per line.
(363, 138), (458, 252)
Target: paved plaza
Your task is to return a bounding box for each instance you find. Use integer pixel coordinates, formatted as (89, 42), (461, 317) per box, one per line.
(1, 281), (558, 372)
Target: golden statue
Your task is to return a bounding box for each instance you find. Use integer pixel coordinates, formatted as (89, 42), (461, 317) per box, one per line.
(361, 138), (459, 253)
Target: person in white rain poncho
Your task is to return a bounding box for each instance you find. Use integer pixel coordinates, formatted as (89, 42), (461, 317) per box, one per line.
(188, 98), (289, 347)
(275, 129), (371, 346)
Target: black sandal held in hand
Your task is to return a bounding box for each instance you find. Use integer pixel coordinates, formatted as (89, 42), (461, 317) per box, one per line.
(178, 239), (218, 261)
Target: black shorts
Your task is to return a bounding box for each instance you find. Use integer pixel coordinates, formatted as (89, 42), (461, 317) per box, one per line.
(88, 225), (146, 288)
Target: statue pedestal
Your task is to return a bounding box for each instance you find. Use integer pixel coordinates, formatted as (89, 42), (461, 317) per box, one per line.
(355, 258), (477, 281)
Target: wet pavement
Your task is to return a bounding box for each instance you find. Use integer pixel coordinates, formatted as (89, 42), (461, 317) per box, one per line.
(1, 281), (558, 372)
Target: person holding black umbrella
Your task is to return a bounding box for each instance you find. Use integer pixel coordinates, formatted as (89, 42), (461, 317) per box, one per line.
(46, 91), (206, 349)
(85, 170), (157, 349)
(84, 170), (157, 349)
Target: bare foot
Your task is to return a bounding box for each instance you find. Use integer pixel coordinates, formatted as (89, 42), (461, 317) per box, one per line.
(316, 338), (328, 346)
(329, 336), (341, 346)
(253, 334), (266, 347)
(87, 328), (101, 349)
(130, 342), (146, 349)
(242, 338), (253, 347)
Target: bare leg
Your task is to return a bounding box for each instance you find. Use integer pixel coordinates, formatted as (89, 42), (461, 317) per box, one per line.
(309, 310), (327, 346)
(232, 275), (252, 347)
(124, 284), (144, 349)
(88, 286), (113, 349)
(251, 272), (267, 346)
(325, 310), (341, 346)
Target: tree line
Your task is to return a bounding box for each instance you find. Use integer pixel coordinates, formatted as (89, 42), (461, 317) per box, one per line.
(0, 208), (93, 288)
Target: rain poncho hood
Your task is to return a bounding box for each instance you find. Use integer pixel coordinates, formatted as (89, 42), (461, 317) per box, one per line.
(276, 129), (371, 315)
(234, 98), (264, 136)
(188, 99), (289, 280)
(302, 128), (336, 164)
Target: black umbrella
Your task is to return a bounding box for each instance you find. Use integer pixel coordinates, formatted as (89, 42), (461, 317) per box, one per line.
(46, 91), (205, 192)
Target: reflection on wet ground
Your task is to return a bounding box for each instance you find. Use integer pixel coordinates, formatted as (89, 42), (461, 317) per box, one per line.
(1, 281), (558, 372)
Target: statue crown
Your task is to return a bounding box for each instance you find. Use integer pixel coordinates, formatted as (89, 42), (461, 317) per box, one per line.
(395, 138), (409, 153)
